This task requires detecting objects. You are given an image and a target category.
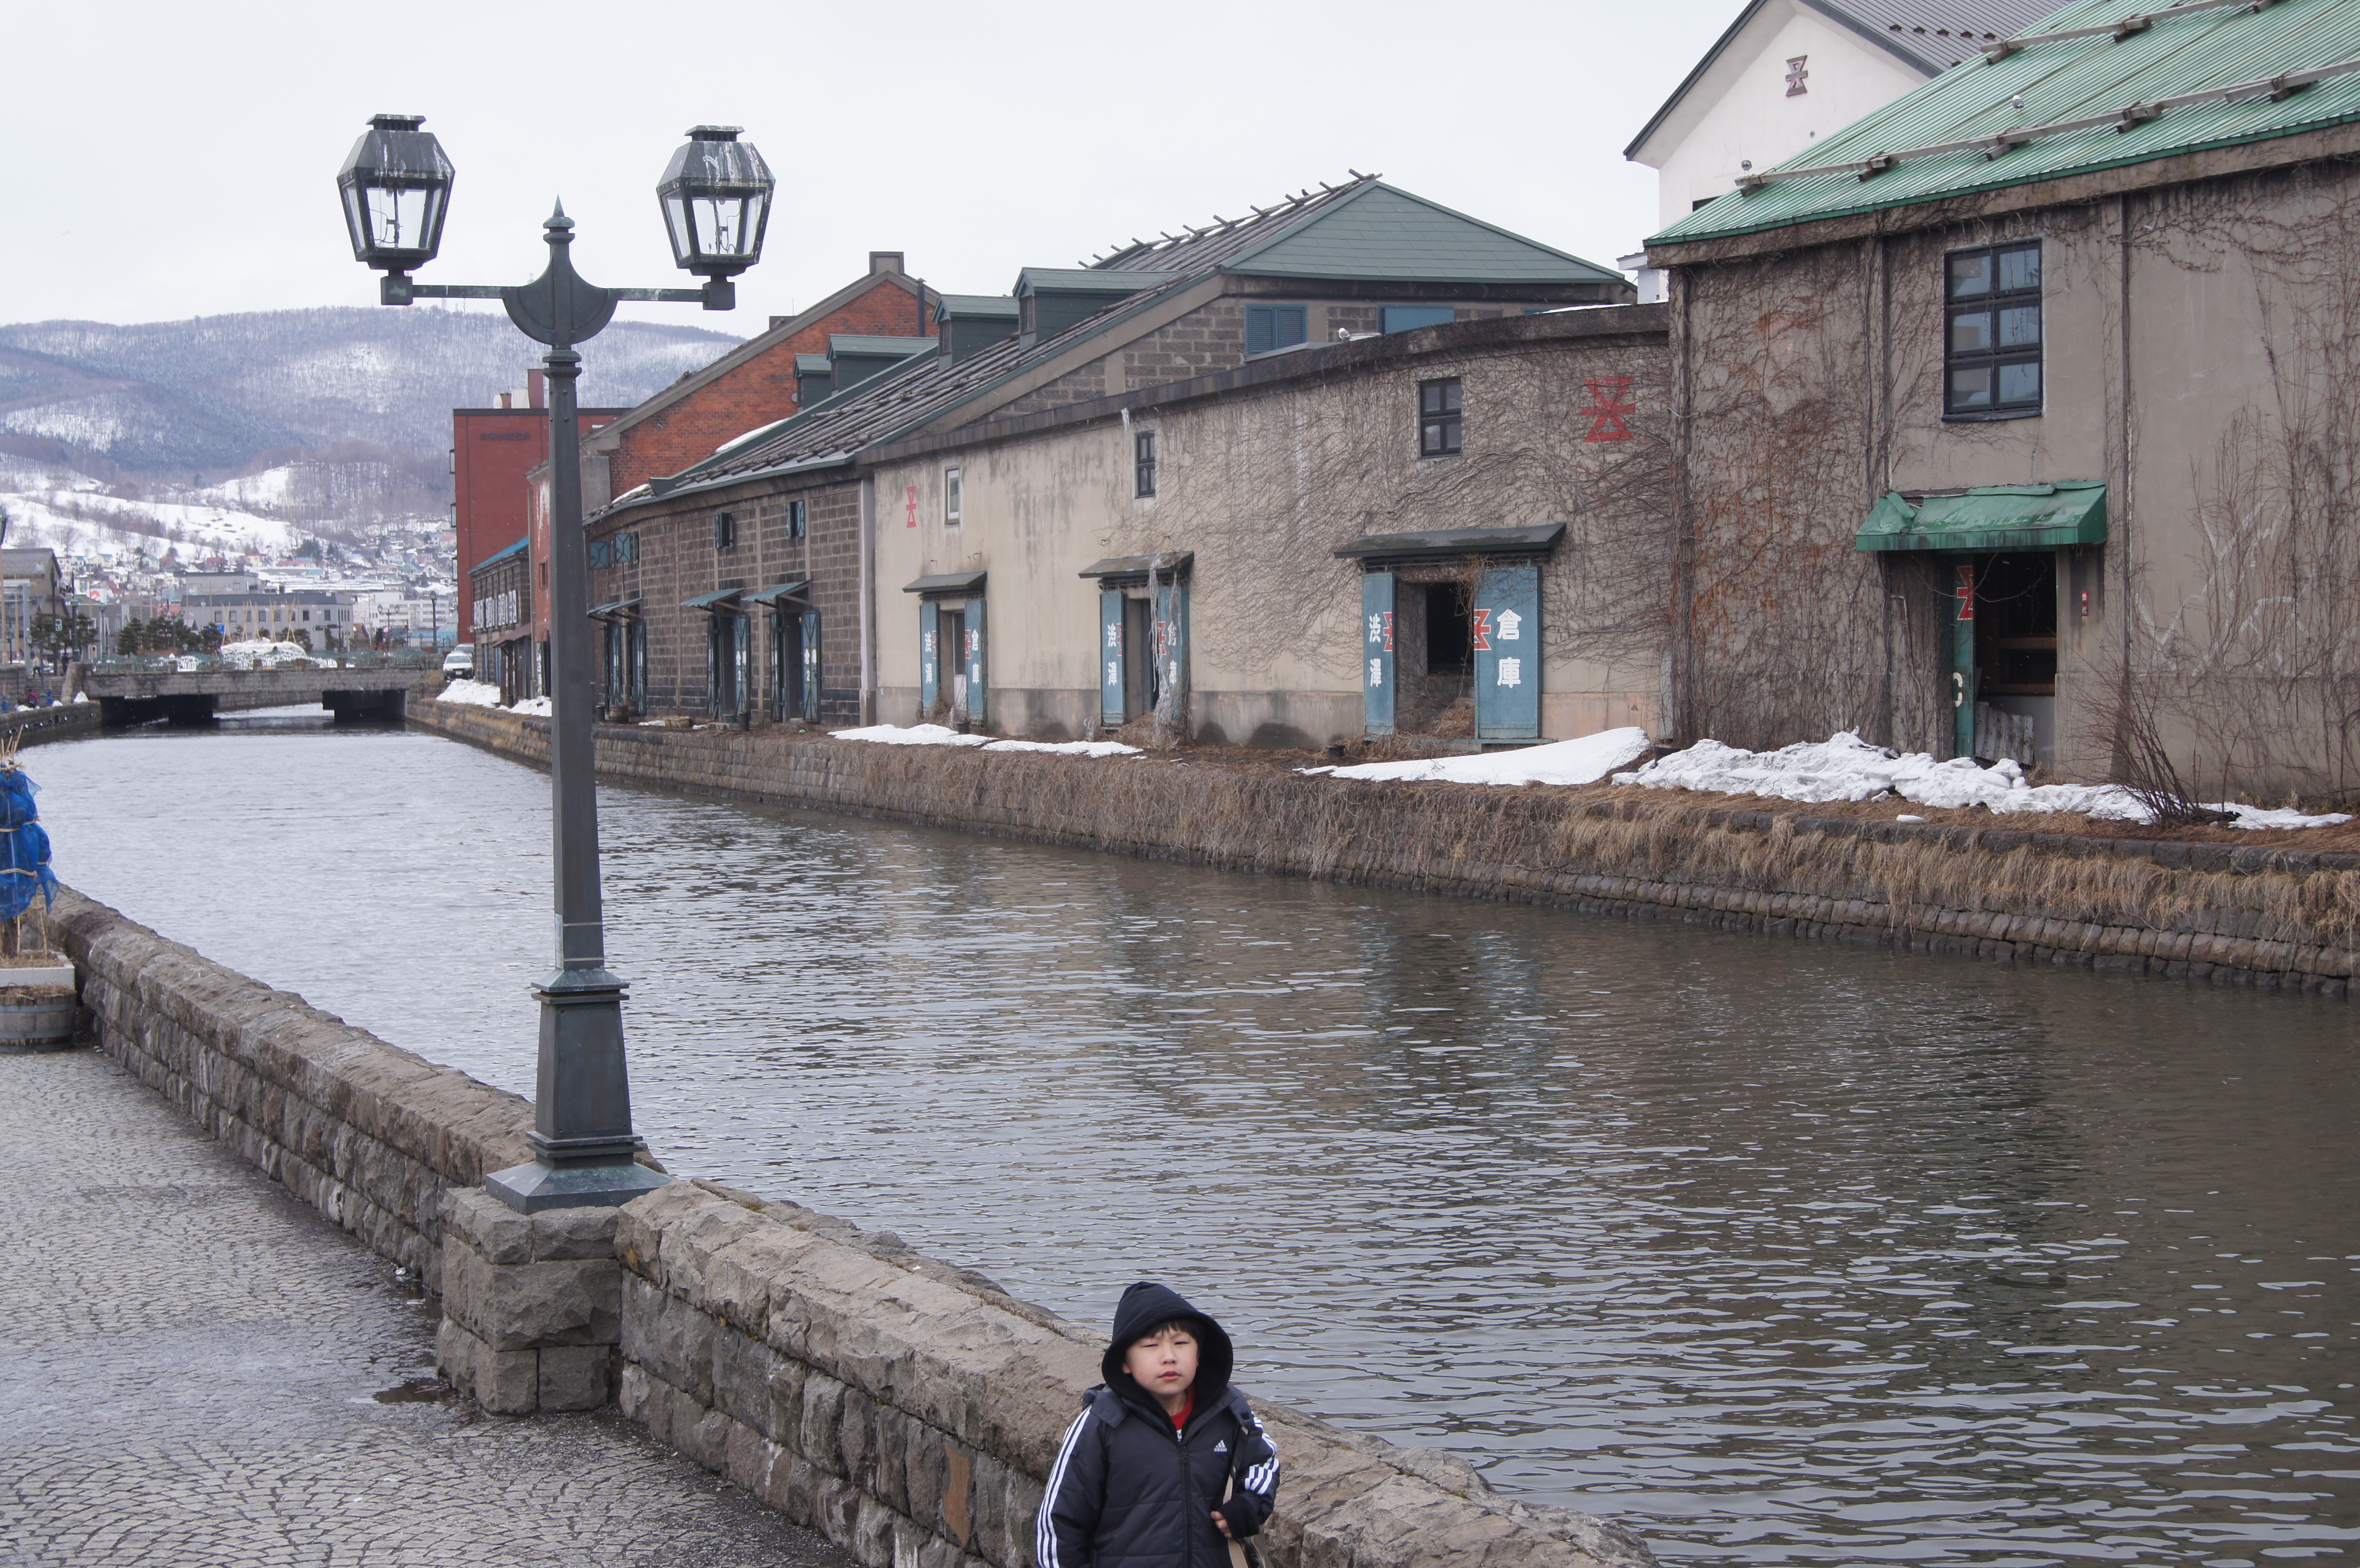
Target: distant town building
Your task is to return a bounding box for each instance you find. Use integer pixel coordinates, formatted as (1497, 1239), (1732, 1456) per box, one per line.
(0, 548), (63, 667)
(469, 539), (533, 704)
(183, 587), (356, 645)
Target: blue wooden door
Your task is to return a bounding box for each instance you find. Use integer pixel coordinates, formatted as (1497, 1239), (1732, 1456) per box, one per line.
(800, 608), (822, 723)
(1155, 576), (1187, 716)
(1100, 589), (1126, 726)
(1361, 572), (1395, 735)
(965, 598), (986, 723)
(1474, 563), (1539, 741)
(919, 601), (939, 714)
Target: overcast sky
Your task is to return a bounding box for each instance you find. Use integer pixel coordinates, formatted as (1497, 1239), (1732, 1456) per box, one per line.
(3, 0), (1742, 333)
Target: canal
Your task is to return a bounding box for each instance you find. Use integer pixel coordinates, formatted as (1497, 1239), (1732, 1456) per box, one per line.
(35, 711), (2360, 1566)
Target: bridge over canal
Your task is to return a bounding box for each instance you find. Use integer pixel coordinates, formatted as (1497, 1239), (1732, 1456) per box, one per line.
(81, 660), (445, 726)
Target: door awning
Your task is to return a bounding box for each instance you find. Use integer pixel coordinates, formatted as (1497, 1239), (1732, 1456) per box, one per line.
(1333, 522), (1565, 564)
(680, 588), (742, 612)
(1855, 481), (2107, 552)
(902, 570), (987, 597)
(588, 598), (640, 619)
(1078, 551), (1193, 581)
(743, 580), (810, 607)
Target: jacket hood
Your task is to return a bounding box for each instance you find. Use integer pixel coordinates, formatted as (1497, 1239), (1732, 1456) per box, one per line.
(1101, 1280), (1234, 1407)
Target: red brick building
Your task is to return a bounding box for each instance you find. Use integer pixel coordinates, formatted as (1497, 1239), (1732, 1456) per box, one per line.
(452, 368), (625, 644)
(584, 252), (936, 500)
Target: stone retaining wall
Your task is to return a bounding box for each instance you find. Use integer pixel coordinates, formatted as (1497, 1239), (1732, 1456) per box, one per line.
(51, 888), (539, 1292)
(412, 702), (2358, 995)
(613, 1179), (1655, 1568)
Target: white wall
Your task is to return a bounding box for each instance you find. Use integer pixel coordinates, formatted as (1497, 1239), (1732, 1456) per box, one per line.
(1635, 0), (1928, 232)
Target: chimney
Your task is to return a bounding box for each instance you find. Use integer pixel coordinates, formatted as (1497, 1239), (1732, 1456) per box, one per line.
(497, 392), (513, 410)
(770, 315), (790, 331)
(869, 251), (905, 276)
(528, 369), (546, 409)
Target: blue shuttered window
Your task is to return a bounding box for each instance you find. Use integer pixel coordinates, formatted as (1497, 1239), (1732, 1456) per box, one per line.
(1472, 563), (1540, 741)
(1381, 306), (1455, 334)
(1361, 572), (1396, 736)
(1245, 305), (1307, 356)
(1100, 590), (1126, 726)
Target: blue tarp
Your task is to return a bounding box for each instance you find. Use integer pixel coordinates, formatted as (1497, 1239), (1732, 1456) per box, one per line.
(0, 770), (55, 922)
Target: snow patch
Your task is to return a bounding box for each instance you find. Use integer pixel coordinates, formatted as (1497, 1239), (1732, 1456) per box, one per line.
(1303, 727), (1651, 787)
(830, 723), (1142, 757)
(436, 679), (506, 708)
(509, 697), (552, 716)
(1614, 731), (2353, 830)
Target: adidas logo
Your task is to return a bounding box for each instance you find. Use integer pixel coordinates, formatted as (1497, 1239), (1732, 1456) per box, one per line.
(1214, 1441), (1228, 1452)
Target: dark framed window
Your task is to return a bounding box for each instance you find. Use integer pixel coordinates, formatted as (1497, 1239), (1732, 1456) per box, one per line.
(714, 511), (738, 550)
(1945, 242), (2042, 417)
(787, 500), (806, 539)
(589, 539), (612, 569)
(1135, 430), (1157, 497)
(945, 467), (962, 526)
(1245, 305), (1307, 355)
(1418, 378), (1463, 457)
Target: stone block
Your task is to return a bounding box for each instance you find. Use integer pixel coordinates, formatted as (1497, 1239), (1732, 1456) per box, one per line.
(532, 1200), (624, 1261)
(618, 1361), (656, 1429)
(538, 1344), (612, 1411)
(767, 1453), (821, 1526)
(802, 1370), (848, 1473)
(765, 1349), (810, 1442)
(726, 1417), (770, 1494)
(713, 1322), (779, 1430)
(461, 1252), (622, 1351)
(852, 1494), (899, 1568)
(682, 1396), (734, 1473)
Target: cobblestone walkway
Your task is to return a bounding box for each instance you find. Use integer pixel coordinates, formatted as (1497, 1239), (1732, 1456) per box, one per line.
(0, 1047), (854, 1568)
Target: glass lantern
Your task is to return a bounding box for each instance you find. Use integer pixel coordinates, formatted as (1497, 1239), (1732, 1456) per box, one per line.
(655, 127), (774, 277)
(335, 114), (455, 273)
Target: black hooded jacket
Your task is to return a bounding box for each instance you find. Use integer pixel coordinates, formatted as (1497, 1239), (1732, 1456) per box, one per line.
(1037, 1283), (1282, 1568)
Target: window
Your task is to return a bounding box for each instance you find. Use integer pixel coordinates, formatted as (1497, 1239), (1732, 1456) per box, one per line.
(1245, 305), (1307, 355)
(1418, 378), (1463, 457)
(615, 531), (638, 564)
(1135, 430), (1158, 498)
(1381, 306), (1455, 334)
(1945, 242), (2041, 416)
(945, 467), (962, 526)
(589, 539), (612, 570)
(714, 511), (738, 550)
(787, 499), (807, 539)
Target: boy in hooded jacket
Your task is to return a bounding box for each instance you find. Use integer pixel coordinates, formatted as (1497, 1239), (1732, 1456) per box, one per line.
(1038, 1281), (1281, 1568)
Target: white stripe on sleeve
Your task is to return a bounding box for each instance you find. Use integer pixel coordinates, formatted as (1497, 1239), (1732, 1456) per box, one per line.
(1037, 1410), (1093, 1568)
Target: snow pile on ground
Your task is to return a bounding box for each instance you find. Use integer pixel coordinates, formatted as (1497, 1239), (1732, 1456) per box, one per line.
(436, 679), (506, 708)
(71, 692), (87, 704)
(831, 723), (1141, 757)
(217, 639), (323, 670)
(508, 696), (553, 717)
(974, 737), (1143, 757)
(833, 723), (995, 748)
(1614, 731), (2353, 830)
(1302, 727), (1652, 786)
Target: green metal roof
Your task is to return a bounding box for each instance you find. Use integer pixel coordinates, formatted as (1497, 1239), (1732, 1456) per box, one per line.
(1854, 480), (2107, 550)
(1654, 0), (2360, 247)
(935, 293), (1019, 318)
(1230, 184), (1625, 285)
(742, 580), (810, 606)
(828, 335), (935, 356)
(1014, 268), (1174, 295)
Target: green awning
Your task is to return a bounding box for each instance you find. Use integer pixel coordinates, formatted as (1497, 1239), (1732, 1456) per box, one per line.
(1855, 481), (2107, 552)
(680, 588), (742, 612)
(743, 580), (809, 607)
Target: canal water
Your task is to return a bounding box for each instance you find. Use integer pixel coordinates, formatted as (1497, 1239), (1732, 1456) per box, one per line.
(34, 712), (2360, 1566)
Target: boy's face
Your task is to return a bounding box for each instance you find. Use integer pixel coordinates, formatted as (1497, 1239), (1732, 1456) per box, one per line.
(1123, 1324), (1199, 1404)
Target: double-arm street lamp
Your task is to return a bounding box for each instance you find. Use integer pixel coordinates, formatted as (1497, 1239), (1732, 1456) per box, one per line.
(336, 114), (774, 1213)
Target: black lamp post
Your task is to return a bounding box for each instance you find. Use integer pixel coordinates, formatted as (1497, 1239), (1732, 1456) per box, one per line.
(338, 114), (774, 1213)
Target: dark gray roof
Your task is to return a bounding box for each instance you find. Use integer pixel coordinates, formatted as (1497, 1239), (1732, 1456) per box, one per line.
(1015, 267), (1175, 294)
(611, 178), (1628, 511)
(936, 294), (1019, 318)
(904, 570), (988, 595)
(829, 334), (936, 356)
(1626, 0), (2065, 159)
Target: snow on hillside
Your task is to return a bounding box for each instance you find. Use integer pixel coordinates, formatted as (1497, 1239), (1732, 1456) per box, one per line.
(0, 478), (308, 559)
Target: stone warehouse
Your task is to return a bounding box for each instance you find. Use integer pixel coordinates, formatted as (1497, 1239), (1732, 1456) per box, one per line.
(582, 176), (1638, 736)
(1646, 0), (2360, 802)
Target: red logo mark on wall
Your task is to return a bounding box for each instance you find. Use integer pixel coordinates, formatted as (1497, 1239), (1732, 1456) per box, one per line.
(906, 486), (919, 528)
(1582, 379), (1636, 442)
(1471, 608), (1493, 652)
(1382, 611), (1394, 651)
(1956, 563), (1977, 621)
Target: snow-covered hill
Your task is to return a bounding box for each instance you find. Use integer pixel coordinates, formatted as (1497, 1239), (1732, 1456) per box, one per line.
(0, 306), (738, 480)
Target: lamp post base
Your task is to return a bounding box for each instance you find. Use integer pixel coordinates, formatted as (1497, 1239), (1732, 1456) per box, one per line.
(485, 1155), (671, 1213)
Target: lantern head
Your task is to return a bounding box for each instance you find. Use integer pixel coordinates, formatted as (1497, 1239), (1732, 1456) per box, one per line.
(336, 114), (455, 275)
(656, 126), (773, 280)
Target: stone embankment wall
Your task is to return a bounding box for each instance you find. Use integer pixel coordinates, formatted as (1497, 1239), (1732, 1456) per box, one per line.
(610, 1179), (1655, 1568)
(4, 704), (98, 747)
(413, 703), (2359, 994)
(52, 888), (538, 1292)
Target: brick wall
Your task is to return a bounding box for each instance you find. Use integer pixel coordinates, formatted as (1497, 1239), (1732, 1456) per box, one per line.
(608, 282), (934, 496)
(590, 480), (861, 718)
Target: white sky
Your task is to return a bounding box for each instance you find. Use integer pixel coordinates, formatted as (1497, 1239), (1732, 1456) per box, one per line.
(1, 0), (1744, 332)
